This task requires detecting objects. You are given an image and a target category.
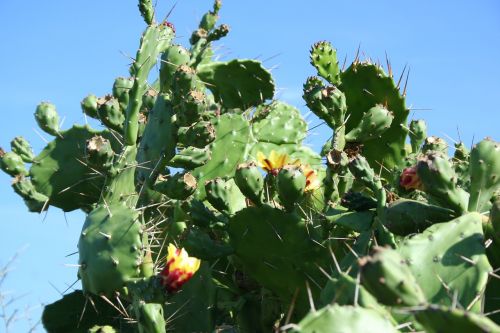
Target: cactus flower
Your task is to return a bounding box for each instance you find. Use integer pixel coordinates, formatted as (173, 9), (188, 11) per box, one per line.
(160, 244), (201, 292)
(400, 166), (423, 190)
(300, 165), (321, 192)
(257, 150), (290, 175)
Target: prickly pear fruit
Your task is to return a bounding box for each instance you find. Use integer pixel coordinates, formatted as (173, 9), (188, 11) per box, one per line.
(422, 136), (448, 155)
(160, 44), (190, 92)
(303, 80), (346, 129)
(416, 152), (468, 214)
(136, 302), (166, 333)
(468, 138), (500, 213)
(359, 246), (426, 306)
(205, 178), (245, 215)
(112, 77), (134, 110)
(345, 105), (394, 142)
(138, 0), (154, 25)
(177, 121), (216, 148)
(154, 172), (197, 200)
(86, 135), (114, 171)
(97, 96), (125, 132)
(81, 94), (99, 118)
(234, 162), (264, 205)
(277, 165), (306, 211)
(168, 146), (211, 169)
(12, 176), (49, 212)
(0, 149), (27, 177)
(10, 136), (35, 163)
(35, 102), (60, 136)
(409, 119), (427, 153)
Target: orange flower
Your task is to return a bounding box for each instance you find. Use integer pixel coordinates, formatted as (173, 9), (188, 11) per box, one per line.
(159, 244), (201, 292)
(300, 164), (321, 192)
(400, 166), (423, 190)
(256, 150), (290, 175)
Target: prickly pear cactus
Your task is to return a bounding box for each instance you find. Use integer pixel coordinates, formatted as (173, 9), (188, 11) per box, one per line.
(1, 0), (500, 332)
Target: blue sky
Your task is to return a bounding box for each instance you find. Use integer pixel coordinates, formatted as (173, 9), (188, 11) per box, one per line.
(1, 0), (499, 331)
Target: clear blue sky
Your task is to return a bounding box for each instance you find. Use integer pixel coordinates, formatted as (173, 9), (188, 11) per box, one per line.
(1, 0), (499, 331)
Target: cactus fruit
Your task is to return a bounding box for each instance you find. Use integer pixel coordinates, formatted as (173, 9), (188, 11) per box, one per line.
(416, 152), (469, 214)
(409, 119), (427, 153)
(277, 165), (307, 211)
(10, 136), (35, 163)
(359, 246), (426, 306)
(345, 104), (394, 142)
(34, 102), (60, 136)
(234, 162), (265, 205)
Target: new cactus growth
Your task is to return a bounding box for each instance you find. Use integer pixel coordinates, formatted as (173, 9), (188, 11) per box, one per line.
(2, 1), (500, 332)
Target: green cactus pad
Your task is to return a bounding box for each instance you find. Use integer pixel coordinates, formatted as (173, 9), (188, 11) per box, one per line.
(136, 95), (176, 184)
(193, 113), (251, 196)
(324, 207), (374, 233)
(163, 263), (216, 333)
(345, 104), (394, 142)
(384, 199), (456, 236)
(183, 227), (234, 260)
(292, 304), (399, 333)
(30, 125), (119, 212)
(359, 246), (426, 306)
(169, 146), (212, 170)
(197, 59), (275, 109)
(251, 101), (307, 145)
(41, 290), (123, 333)
(397, 212), (492, 311)
(414, 305), (500, 333)
(340, 62), (409, 176)
(310, 41), (341, 85)
(227, 205), (328, 309)
(78, 203), (146, 296)
(249, 143), (322, 170)
(468, 138), (500, 213)
(112, 77), (134, 111)
(125, 23), (174, 145)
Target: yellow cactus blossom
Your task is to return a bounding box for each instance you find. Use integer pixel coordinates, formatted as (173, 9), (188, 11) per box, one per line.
(300, 164), (321, 192)
(256, 150), (291, 175)
(160, 244), (201, 292)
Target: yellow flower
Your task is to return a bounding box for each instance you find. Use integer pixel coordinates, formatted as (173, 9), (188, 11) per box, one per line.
(256, 150), (290, 175)
(300, 164), (321, 192)
(160, 244), (201, 292)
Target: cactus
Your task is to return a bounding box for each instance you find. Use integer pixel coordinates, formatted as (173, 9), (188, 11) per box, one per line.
(2, 1), (500, 332)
